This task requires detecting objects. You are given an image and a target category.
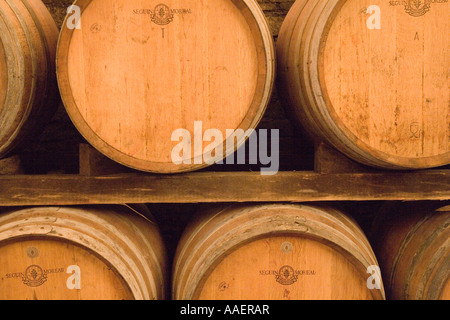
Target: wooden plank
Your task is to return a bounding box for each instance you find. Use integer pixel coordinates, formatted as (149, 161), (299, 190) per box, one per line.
(0, 171), (448, 206)
(314, 142), (378, 174)
(79, 143), (133, 176)
(0, 155), (24, 175)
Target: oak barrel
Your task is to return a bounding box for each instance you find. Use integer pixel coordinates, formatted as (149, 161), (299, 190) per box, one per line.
(277, 0), (449, 169)
(0, 0), (59, 158)
(57, 0), (275, 173)
(0, 205), (167, 300)
(173, 204), (385, 300)
(371, 202), (449, 300)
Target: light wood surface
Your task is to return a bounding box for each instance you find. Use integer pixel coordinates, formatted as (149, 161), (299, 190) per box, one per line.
(0, 0), (59, 158)
(372, 202), (449, 300)
(173, 204), (385, 300)
(0, 239), (134, 300)
(198, 236), (375, 300)
(57, 0), (275, 173)
(0, 205), (168, 300)
(277, 0), (449, 169)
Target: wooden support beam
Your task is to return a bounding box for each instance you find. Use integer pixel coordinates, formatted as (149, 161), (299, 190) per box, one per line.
(0, 171), (448, 206)
(314, 142), (378, 174)
(0, 155), (24, 175)
(79, 143), (133, 176)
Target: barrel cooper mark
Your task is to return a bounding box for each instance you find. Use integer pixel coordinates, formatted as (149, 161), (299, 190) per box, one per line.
(5, 265), (65, 287)
(389, 0), (448, 17)
(23, 265), (47, 287)
(133, 3), (192, 26)
(276, 266), (298, 285)
(410, 122), (421, 139)
(151, 4), (173, 25)
(259, 266), (316, 286)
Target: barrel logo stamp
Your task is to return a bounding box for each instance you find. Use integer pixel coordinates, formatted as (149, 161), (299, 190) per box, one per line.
(22, 265), (47, 287)
(151, 4), (174, 25)
(276, 266), (298, 286)
(4, 266), (66, 287)
(259, 266), (316, 286)
(389, 0), (448, 17)
(132, 4), (192, 26)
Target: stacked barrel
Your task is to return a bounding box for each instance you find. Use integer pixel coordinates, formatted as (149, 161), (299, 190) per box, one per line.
(56, 0), (275, 173)
(273, 0), (449, 299)
(173, 204), (385, 300)
(371, 203), (449, 300)
(277, 0), (449, 170)
(0, 0), (448, 301)
(2, 0), (448, 170)
(0, 0), (59, 159)
(0, 205), (168, 300)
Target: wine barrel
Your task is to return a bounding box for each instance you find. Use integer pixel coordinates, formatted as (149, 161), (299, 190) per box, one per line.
(57, 0), (275, 173)
(0, 205), (167, 300)
(173, 204), (385, 300)
(371, 202), (449, 300)
(277, 0), (449, 169)
(0, 0), (59, 158)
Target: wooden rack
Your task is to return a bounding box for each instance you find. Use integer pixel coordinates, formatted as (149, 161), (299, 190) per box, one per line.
(0, 143), (448, 206)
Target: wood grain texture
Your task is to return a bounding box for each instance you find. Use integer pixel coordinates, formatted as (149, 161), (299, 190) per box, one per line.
(79, 143), (133, 176)
(0, 171), (448, 206)
(371, 202), (449, 300)
(0, 239), (134, 300)
(277, 0), (450, 169)
(198, 236), (374, 300)
(314, 142), (378, 173)
(0, 205), (168, 300)
(0, 0), (59, 158)
(173, 204), (385, 300)
(0, 36), (6, 113)
(57, 0), (275, 173)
